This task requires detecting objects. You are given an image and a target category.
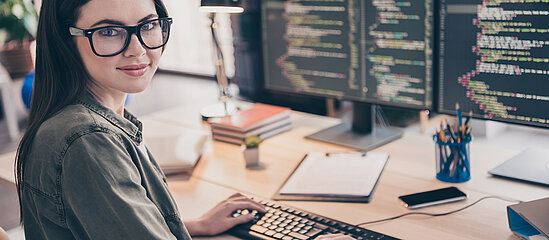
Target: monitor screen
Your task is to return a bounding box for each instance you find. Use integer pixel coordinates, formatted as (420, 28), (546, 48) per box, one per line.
(260, 0), (434, 150)
(262, 0), (434, 110)
(439, 0), (549, 128)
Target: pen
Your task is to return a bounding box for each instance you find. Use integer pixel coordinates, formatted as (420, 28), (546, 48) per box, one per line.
(456, 103), (462, 128)
(446, 120), (457, 142)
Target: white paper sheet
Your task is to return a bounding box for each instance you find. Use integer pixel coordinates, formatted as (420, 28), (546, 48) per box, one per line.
(279, 152), (389, 197)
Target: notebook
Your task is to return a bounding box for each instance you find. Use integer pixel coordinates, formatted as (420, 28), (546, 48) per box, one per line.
(274, 152), (389, 203)
(145, 128), (209, 175)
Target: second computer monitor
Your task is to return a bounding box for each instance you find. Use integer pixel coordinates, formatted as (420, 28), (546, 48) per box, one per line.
(438, 0), (549, 128)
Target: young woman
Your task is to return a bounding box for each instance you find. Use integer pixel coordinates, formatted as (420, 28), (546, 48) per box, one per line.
(16, 0), (353, 239)
(15, 0), (267, 239)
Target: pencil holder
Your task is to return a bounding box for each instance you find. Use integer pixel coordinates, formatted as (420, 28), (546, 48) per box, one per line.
(433, 136), (471, 183)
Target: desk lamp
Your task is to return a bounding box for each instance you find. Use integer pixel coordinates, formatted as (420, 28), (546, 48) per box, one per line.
(199, 0), (243, 120)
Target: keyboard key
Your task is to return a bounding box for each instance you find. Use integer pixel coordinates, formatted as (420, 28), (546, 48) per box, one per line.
(282, 236), (293, 240)
(275, 227), (285, 232)
(305, 228), (323, 237)
(314, 223), (329, 230)
(274, 233), (284, 238)
(250, 225), (268, 233)
(265, 230), (276, 236)
(289, 231), (309, 240)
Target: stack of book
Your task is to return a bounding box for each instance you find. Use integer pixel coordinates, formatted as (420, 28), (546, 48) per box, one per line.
(208, 103), (292, 145)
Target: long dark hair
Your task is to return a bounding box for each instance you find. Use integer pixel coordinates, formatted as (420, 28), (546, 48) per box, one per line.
(15, 0), (169, 223)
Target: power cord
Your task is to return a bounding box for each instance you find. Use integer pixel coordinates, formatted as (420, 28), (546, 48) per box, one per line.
(355, 195), (522, 227)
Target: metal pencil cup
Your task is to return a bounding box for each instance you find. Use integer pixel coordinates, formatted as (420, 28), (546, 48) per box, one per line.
(434, 136), (471, 183)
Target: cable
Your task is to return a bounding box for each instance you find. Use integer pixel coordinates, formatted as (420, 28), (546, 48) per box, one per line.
(355, 195), (522, 227)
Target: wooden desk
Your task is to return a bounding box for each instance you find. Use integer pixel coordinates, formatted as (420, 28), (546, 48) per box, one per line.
(2, 106), (549, 239)
(145, 105), (549, 240)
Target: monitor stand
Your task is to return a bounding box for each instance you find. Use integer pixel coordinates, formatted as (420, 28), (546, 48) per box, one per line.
(489, 148), (549, 187)
(306, 102), (403, 151)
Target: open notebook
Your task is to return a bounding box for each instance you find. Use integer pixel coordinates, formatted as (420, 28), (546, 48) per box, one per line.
(145, 128), (209, 175)
(274, 152), (389, 203)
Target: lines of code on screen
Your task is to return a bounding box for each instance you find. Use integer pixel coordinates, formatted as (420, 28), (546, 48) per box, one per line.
(439, 0), (549, 127)
(261, 0), (433, 109)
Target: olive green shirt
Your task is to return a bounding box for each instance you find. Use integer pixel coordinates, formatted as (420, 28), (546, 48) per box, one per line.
(21, 93), (192, 240)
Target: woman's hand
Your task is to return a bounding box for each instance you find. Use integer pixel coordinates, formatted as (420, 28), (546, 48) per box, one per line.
(184, 193), (266, 236)
(315, 234), (356, 240)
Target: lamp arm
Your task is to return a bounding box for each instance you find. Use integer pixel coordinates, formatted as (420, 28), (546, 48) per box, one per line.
(209, 13), (230, 102)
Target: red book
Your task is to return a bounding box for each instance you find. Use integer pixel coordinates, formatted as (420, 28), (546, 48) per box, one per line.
(207, 103), (291, 132)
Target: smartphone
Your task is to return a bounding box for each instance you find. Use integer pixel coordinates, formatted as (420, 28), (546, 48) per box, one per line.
(398, 187), (467, 209)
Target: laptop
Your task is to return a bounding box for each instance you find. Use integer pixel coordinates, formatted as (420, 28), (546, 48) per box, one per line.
(489, 148), (549, 187)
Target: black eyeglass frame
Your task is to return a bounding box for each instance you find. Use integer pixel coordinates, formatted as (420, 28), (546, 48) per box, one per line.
(69, 17), (173, 57)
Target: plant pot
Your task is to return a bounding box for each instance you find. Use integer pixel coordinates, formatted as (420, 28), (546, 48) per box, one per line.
(242, 147), (259, 168)
(0, 41), (34, 79)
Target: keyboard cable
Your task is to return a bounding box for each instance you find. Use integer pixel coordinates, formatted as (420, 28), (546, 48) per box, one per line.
(355, 195), (522, 227)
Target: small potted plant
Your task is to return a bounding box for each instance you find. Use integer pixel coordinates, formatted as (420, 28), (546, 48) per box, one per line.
(0, 0), (38, 78)
(242, 135), (262, 168)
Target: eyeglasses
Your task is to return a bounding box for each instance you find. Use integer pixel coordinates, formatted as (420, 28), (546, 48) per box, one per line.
(69, 17), (173, 57)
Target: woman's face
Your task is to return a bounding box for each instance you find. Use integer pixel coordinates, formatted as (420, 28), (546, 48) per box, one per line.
(74, 0), (162, 99)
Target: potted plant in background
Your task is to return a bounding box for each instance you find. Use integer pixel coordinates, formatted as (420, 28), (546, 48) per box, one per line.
(0, 0), (38, 78)
(242, 135), (262, 168)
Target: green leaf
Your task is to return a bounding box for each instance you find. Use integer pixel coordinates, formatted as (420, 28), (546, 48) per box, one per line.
(244, 135), (262, 148)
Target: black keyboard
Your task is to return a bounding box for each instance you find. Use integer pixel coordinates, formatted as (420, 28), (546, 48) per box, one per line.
(228, 199), (400, 240)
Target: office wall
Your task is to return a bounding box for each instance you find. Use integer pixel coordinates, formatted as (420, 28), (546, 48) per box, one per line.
(159, 0), (236, 77)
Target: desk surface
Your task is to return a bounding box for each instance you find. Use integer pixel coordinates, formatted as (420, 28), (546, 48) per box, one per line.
(144, 105), (549, 240)
(2, 104), (549, 240)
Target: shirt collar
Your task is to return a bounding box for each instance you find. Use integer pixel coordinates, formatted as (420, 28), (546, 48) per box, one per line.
(76, 92), (143, 144)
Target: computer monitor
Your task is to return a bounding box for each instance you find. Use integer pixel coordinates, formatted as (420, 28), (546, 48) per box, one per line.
(439, 1), (549, 185)
(261, 0), (434, 150)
